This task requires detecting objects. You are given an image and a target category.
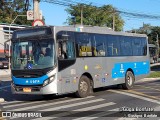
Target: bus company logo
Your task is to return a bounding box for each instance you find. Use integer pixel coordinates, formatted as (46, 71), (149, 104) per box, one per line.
(26, 80), (40, 84)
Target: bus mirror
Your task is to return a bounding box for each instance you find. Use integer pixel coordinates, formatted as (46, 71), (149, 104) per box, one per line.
(4, 39), (11, 58)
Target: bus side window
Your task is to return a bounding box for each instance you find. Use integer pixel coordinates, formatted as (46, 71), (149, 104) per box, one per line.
(58, 42), (67, 59)
(67, 41), (75, 59)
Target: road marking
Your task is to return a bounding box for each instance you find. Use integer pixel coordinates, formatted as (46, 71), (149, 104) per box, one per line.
(7, 96), (94, 111)
(154, 106), (160, 111)
(108, 90), (160, 105)
(1, 101), (24, 105)
(32, 117), (55, 120)
(74, 102), (115, 111)
(135, 85), (160, 91)
(3, 100), (50, 108)
(31, 102), (115, 120)
(40, 98), (105, 111)
(124, 90), (159, 100)
(108, 108), (119, 111)
(73, 108), (119, 120)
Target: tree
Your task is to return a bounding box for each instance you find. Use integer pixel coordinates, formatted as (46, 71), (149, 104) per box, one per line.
(148, 27), (160, 45)
(0, 0), (32, 25)
(65, 4), (124, 31)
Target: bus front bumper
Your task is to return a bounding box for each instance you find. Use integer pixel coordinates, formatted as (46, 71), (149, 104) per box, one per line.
(11, 82), (58, 95)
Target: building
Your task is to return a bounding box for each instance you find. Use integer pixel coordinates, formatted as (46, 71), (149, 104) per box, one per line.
(0, 23), (28, 57)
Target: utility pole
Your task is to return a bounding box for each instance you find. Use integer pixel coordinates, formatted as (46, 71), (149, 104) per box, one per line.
(81, 6), (83, 26)
(112, 14), (115, 31)
(33, 0), (40, 20)
(112, 10), (116, 31)
(156, 33), (159, 59)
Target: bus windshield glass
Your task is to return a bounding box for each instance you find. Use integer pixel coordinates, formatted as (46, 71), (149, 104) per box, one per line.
(12, 39), (55, 70)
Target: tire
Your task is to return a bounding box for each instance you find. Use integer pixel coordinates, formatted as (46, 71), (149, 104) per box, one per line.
(122, 71), (135, 90)
(76, 75), (92, 98)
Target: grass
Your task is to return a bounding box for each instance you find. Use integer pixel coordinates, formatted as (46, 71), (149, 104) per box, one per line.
(146, 71), (160, 78)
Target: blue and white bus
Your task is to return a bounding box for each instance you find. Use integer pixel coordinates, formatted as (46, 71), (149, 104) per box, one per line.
(5, 26), (150, 97)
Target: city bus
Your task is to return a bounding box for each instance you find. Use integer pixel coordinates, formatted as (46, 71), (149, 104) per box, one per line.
(148, 44), (157, 63)
(5, 26), (150, 98)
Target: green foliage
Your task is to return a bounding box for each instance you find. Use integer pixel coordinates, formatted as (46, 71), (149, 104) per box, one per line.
(0, 0), (32, 25)
(148, 27), (160, 44)
(147, 71), (160, 78)
(65, 4), (124, 31)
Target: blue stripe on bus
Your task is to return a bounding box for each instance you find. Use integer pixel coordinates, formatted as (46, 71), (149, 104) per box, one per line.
(12, 75), (49, 85)
(112, 61), (150, 78)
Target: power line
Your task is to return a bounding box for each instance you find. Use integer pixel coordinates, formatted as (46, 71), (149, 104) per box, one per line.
(41, 0), (160, 20)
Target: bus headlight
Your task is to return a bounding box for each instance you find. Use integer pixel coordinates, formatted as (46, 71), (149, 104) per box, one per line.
(43, 75), (55, 87)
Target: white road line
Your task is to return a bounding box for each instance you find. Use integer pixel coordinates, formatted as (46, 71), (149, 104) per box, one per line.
(1, 101), (23, 105)
(108, 90), (160, 105)
(31, 117), (56, 120)
(74, 102), (115, 111)
(108, 108), (119, 111)
(154, 106), (160, 111)
(40, 98), (105, 111)
(31, 102), (115, 120)
(11, 117), (55, 120)
(3, 100), (49, 108)
(73, 108), (119, 120)
(8, 96), (94, 111)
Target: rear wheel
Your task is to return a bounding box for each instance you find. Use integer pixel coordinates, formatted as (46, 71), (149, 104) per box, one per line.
(122, 71), (135, 90)
(76, 75), (92, 98)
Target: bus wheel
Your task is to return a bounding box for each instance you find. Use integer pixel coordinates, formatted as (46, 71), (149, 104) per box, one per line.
(76, 75), (92, 98)
(122, 71), (135, 90)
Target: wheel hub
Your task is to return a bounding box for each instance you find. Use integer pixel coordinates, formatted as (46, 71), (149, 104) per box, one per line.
(80, 81), (88, 92)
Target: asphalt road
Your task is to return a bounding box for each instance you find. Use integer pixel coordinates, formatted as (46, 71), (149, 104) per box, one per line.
(0, 64), (160, 120)
(0, 79), (160, 120)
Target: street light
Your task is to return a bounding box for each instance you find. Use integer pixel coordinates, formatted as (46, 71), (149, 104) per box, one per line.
(8, 15), (27, 69)
(9, 15), (27, 39)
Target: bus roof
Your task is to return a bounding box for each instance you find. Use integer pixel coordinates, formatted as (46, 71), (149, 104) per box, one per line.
(55, 25), (147, 38)
(13, 25), (147, 38)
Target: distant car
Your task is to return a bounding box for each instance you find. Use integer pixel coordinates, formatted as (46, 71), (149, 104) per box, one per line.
(0, 57), (9, 69)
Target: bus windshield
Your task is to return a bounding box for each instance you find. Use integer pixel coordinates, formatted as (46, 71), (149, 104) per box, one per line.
(12, 39), (55, 70)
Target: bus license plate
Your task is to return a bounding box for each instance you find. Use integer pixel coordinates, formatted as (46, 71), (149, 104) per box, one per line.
(23, 88), (31, 92)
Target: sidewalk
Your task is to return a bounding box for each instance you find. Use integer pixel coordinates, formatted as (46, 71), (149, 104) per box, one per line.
(0, 69), (11, 76)
(0, 69), (11, 81)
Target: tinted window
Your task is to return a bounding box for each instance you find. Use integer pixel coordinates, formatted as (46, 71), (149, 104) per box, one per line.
(132, 37), (147, 56)
(92, 34), (106, 56)
(120, 36), (132, 56)
(57, 31), (75, 59)
(76, 33), (93, 57)
(107, 35), (120, 56)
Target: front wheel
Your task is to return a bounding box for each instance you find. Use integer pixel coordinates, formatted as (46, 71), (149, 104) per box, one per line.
(122, 71), (135, 90)
(76, 75), (92, 98)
